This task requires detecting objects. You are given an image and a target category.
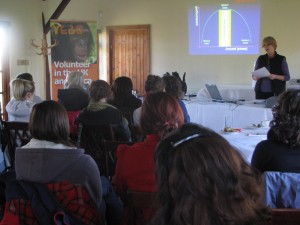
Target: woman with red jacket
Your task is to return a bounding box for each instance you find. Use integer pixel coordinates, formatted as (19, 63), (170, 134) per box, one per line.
(114, 92), (184, 200)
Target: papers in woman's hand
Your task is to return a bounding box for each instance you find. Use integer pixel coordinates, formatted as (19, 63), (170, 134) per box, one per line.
(251, 67), (270, 78)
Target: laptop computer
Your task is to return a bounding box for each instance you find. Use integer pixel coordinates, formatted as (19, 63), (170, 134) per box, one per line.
(205, 84), (241, 103)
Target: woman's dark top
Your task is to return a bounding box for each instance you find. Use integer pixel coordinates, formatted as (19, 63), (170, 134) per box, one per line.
(251, 140), (300, 173)
(111, 94), (142, 113)
(254, 52), (289, 96)
(57, 88), (89, 111)
(76, 103), (131, 141)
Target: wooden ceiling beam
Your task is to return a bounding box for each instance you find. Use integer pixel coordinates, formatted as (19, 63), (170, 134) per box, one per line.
(43, 0), (71, 34)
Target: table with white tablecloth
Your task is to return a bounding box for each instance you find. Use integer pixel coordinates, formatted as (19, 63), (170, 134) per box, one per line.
(220, 128), (269, 163)
(184, 99), (272, 163)
(184, 100), (272, 132)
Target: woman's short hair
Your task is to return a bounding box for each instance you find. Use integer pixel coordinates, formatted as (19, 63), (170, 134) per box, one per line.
(150, 123), (269, 225)
(262, 36), (277, 50)
(89, 80), (112, 102)
(10, 78), (35, 101)
(140, 92), (184, 139)
(162, 75), (183, 99)
(268, 90), (300, 147)
(144, 75), (165, 93)
(29, 100), (72, 146)
(64, 71), (84, 89)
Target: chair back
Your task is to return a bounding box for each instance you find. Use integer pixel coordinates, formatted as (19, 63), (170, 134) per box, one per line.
(102, 140), (134, 179)
(77, 123), (115, 177)
(126, 189), (157, 225)
(66, 110), (81, 140)
(262, 171), (300, 208)
(264, 209), (300, 225)
(1, 180), (103, 225)
(3, 121), (31, 169)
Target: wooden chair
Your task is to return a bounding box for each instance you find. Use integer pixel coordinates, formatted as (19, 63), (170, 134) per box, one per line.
(126, 189), (157, 225)
(265, 209), (300, 225)
(3, 121), (31, 170)
(76, 123), (115, 177)
(101, 140), (134, 179)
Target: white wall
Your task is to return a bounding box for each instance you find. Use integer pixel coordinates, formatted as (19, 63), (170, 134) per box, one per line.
(0, 0), (45, 98)
(1, 0), (300, 98)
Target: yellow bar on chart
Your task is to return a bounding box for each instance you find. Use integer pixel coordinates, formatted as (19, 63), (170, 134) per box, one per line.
(218, 9), (232, 47)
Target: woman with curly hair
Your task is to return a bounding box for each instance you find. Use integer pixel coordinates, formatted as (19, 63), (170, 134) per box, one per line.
(150, 123), (269, 225)
(251, 90), (300, 172)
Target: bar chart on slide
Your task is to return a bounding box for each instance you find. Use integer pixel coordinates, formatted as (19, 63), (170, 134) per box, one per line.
(188, 3), (260, 55)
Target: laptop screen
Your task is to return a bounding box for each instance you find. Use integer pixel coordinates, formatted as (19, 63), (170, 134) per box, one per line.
(205, 84), (222, 100)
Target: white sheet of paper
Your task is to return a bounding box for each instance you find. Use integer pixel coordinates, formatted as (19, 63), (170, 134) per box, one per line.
(251, 67), (270, 78)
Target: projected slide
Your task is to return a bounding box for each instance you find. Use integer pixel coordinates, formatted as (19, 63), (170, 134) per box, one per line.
(188, 3), (260, 55)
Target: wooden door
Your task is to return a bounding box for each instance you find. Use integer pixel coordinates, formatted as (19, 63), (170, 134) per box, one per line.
(106, 25), (150, 96)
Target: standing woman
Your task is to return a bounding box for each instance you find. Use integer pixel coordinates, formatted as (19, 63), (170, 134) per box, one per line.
(252, 36), (290, 99)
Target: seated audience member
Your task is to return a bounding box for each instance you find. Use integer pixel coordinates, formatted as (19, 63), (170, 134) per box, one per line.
(162, 74), (190, 122)
(57, 71), (89, 110)
(149, 123), (269, 225)
(57, 71), (89, 138)
(133, 74), (165, 126)
(6, 78), (36, 122)
(114, 92), (184, 200)
(76, 80), (131, 141)
(251, 90), (300, 173)
(13, 100), (103, 224)
(110, 76), (142, 115)
(16, 72), (42, 103)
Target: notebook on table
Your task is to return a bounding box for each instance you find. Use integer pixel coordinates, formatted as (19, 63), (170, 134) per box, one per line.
(205, 84), (242, 104)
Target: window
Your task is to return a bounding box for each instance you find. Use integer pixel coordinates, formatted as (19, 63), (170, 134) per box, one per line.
(0, 22), (10, 120)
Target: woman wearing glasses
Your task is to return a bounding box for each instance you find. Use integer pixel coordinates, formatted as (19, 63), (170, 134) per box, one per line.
(252, 36), (290, 99)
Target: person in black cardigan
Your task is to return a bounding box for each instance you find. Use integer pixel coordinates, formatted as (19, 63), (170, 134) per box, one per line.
(252, 36), (290, 99)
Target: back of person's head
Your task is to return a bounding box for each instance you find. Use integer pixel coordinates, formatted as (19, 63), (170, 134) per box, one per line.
(10, 78), (35, 101)
(140, 92), (184, 140)
(262, 36), (277, 50)
(89, 80), (112, 102)
(112, 76), (133, 100)
(162, 75), (183, 99)
(16, 73), (33, 82)
(268, 90), (300, 147)
(64, 71), (84, 89)
(29, 100), (72, 146)
(150, 123), (269, 225)
(144, 75), (165, 93)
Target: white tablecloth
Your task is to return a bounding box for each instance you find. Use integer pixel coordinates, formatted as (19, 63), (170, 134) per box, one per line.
(184, 100), (272, 163)
(185, 100), (272, 132)
(220, 128), (269, 163)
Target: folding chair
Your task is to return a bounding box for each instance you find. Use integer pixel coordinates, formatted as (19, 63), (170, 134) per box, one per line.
(77, 123), (115, 177)
(101, 140), (134, 179)
(3, 121), (31, 170)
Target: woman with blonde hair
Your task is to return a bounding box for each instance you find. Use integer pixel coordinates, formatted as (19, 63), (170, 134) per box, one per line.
(57, 71), (89, 139)
(6, 78), (36, 122)
(57, 71), (89, 111)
